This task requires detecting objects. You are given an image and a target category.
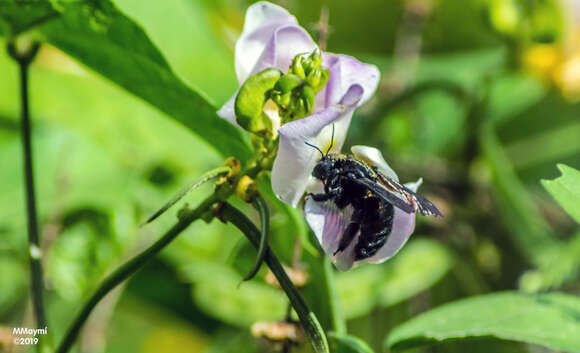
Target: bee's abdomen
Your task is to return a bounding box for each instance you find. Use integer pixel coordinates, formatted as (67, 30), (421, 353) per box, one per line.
(354, 201), (394, 260)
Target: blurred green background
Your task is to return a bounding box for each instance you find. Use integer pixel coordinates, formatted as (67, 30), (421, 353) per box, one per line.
(1, 0), (580, 352)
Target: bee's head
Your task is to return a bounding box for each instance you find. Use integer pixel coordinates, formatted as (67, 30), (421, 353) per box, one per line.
(306, 124), (336, 181)
(312, 156), (333, 180)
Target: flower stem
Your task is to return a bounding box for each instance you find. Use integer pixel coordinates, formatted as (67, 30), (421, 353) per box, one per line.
(8, 40), (49, 352)
(220, 203), (330, 353)
(55, 193), (219, 353)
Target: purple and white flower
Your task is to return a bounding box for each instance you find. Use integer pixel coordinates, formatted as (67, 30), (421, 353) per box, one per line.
(218, 1), (426, 270)
(218, 1), (380, 207)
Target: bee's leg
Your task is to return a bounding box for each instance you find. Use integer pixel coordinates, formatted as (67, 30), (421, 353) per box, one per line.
(308, 192), (334, 202)
(308, 186), (343, 202)
(333, 221), (360, 255)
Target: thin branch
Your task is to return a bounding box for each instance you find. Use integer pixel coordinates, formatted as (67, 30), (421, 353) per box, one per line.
(316, 6), (330, 51)
(142, 165), (231, 225)
(220, 203), (330, 353)
(8, 40), (49, 352)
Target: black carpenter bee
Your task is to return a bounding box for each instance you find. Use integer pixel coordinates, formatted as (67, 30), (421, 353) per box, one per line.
(306, 140), (442, 262)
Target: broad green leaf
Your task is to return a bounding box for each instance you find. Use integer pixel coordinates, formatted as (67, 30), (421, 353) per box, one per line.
(542, 164), (580, 223)
(35, 0), (250, 160)
(0, 0), (60, 36)
(386, 292), (580, 352)
(328, 332), (375, 353)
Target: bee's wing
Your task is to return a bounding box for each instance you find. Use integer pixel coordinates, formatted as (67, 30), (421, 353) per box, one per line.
(304, 199), (358, 271)
(353, 176), (442, 217)
(351, 178), (416, 213)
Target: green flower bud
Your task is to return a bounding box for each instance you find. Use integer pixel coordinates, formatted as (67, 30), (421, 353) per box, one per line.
(306, 68), (321, 89)
(309, 49), (322, 68)
(316, 67), (330, 92)
(269, 50), (330, 123)
(291, 55), (306, 79)
(303, 49), (322, 75)
(274, 74), (304, 94)
(234, 68), (282, 137)
(300, 85), (315, 116)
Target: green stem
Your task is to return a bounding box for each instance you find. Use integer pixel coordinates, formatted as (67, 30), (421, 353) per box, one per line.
(243, 194), (270, 281)
(323, 257), (346, 334)
(144, 165), (231, 224)
(220, 203), (330, 353)
(8, 40), (49, 352)
(55, 194), (219, 353)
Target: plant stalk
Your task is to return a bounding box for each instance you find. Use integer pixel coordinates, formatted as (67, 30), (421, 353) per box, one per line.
(220, 202), (330, 353)
(9, 40), (49, 352)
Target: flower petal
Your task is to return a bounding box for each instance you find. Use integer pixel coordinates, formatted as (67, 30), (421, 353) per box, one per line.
(351, 145), (399, 181)
(250, 25), (317, 77)
(404, 178), (423, 193)
(216, 94), (237, 124)
(318, 53), (381, 109)
(235, 1), (298, 83)
(304, 198), (357, 271)
(272, 85), (364, 207)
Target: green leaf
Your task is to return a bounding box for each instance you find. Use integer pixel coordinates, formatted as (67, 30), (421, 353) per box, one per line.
(386, 292), (580, 352)
(0, 0), (60, 36)
(542, 164), (580, 223)
(36, 0), (250, 160)
(328, 332), (375, 353)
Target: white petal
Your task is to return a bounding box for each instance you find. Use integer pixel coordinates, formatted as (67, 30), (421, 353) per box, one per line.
(216, 93), (238, 125)
(364, 207), (417, 264)
(304, 198), (357, 271)
(404, 178), (423, 193)
(235, 2), (298, 83)
(351, 145), (399, 181)
(271, 85), (363, 207)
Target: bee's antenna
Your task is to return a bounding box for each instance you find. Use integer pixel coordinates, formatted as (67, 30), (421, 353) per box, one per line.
(325, 124), (335, 155)
(305, 141), (324, 158)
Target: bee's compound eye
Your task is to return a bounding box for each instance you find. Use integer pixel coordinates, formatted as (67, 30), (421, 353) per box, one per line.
(312, 163), (327, 179)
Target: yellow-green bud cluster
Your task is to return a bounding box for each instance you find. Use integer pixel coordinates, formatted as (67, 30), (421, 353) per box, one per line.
(234, 49), (329, 138)
(270, 50), (329, 122)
